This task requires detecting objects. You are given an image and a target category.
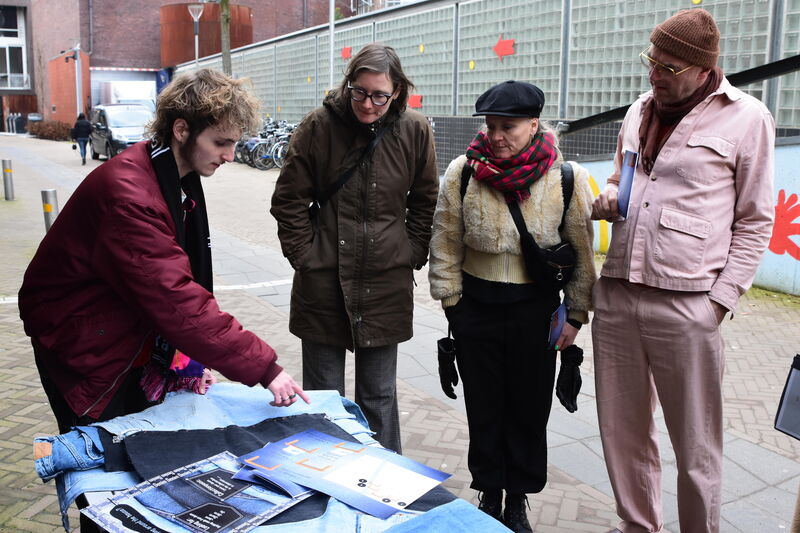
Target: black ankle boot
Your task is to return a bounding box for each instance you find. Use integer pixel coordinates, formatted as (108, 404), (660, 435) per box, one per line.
(477, 490), (502, 520)
(502, 493), (532, 532)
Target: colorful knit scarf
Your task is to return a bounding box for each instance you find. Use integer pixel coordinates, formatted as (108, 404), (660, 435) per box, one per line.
(465, 130), (557, 204)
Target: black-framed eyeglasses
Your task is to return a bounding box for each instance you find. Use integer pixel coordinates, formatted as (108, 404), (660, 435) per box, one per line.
(347, 85), (393, 106)
(639, 48), (695, 77)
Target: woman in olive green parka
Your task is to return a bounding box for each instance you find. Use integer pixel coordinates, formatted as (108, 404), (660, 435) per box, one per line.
(270, 43), (438, 453)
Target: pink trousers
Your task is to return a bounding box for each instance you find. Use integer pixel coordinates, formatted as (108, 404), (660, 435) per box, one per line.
(592, 277), (724, 533)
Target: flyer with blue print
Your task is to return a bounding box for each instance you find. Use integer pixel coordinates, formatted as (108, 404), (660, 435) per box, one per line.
(617, 150), (638, 219)
(81, 451), (311, 533)
(237, 429), (450, 519)
(548, 302), (567, 348)
(232, 460), (312, 499)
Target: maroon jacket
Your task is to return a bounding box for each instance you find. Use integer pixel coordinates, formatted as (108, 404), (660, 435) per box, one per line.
(19, 142), (282, 418)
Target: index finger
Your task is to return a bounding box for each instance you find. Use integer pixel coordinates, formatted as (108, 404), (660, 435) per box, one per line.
(293, 386), (312, 404)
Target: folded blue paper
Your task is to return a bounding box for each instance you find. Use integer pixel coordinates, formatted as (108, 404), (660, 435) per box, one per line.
(548, 303), (567, 348)
(617, 150), (638, 219)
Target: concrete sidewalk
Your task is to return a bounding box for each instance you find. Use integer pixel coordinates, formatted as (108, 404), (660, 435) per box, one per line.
(1, 134), (798, 532)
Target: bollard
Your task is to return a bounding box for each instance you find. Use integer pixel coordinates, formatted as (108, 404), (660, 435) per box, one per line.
(41, 189), (59, 231)
(2, 160), (13, 201)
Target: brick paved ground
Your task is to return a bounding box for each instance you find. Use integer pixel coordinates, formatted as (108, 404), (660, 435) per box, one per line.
(1, 134), (799, 532)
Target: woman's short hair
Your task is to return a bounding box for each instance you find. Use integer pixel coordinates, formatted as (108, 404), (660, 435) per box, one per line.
(337, 42), (414, 115)
(148, 68), (260, 146)
(537, 119), (560, 150)
(479, 118), (560, 150)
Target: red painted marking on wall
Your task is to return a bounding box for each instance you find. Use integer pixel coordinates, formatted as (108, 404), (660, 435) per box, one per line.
(769, 189), (800, 261)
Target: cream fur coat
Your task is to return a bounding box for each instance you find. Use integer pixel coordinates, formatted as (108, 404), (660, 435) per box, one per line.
(428, 154), (596, 322)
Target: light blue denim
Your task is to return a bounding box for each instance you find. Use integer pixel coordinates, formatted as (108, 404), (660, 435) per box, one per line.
(383, 498), (513, 532)
(35, 427), (104, 482)
(94, 384), (375, 445)
(54, 384), (376, 530)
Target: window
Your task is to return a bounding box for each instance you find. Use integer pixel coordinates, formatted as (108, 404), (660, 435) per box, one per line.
(0, 6), (28, 89)
(105, 107), (153, 128)
(0, 6), (19, 38)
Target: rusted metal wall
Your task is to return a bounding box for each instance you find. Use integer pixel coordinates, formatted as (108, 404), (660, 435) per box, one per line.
(160, 3), (253, 68)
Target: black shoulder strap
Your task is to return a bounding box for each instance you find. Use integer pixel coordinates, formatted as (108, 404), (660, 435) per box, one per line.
(558, 162), (574, 234)
(509, 161), (574, 251)
(314, 125), (389, 209)
(459, 160), (473, 200)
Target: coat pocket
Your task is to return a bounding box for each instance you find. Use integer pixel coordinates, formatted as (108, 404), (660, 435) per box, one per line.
(676, 134), (734, 185)
(654, 207), (711, 274)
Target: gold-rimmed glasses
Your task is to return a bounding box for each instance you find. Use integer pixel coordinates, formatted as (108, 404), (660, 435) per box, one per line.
(639, 48), (695, 77)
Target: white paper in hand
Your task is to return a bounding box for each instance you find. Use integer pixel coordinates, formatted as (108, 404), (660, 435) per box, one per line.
(617, 150), (638, 219)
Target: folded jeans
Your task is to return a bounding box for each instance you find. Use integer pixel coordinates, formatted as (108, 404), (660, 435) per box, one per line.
(34, 426), (104, 482)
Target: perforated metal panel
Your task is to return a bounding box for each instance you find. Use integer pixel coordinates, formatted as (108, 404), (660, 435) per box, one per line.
(569, 0), (771, 119)
(235, 46), (276, 119)
(457, 0), (562, 117)
(317, 24), (374, 98)
(569, 0), (660, 120)
(779, 0), (800, 128)
(274, 36), (318, 122)
(710, 0), (770, 103)
(375, 6), (455, 115)
(173, 0), (799, 134)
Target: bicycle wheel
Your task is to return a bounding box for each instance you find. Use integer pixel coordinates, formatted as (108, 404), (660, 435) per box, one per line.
(252, 142), (272, 170)
(250, 143), (269, 170)
(271, 140), (289, 169)
(243, 146), (254, 167)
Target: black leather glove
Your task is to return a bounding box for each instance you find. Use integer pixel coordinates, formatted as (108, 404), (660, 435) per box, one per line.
(436, 336), (459, 399)
(556, 345), (583, 413)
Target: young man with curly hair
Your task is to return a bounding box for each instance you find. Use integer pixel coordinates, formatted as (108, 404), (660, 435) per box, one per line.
(20, 69), (308, 433)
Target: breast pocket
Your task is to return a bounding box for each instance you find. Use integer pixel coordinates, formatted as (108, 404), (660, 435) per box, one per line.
(654, 207), (711, 274)
(676, 134), (734, 185)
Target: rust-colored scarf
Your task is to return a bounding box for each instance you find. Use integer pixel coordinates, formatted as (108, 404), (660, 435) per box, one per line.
(638, 66), (723, 174)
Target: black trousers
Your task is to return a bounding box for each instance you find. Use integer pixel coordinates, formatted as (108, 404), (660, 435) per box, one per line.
(449, 293), (558, 494)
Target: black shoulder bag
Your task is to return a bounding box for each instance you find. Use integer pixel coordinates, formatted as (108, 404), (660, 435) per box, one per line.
(308, 125), (388, 220)
(460, 161), (577, 292)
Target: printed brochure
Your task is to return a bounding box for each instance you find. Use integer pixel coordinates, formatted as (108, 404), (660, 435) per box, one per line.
(81, 451), (311, 533)
(237, 429), (450, 519)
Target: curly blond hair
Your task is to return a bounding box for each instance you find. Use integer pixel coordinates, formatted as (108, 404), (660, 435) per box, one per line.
(148, 68), (260, 146)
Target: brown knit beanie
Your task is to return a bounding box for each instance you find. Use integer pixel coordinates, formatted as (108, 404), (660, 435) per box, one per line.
(650, 8), (720, 69)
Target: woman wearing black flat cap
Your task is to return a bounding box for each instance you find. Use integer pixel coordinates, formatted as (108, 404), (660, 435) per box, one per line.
(428, 80), (596, 532)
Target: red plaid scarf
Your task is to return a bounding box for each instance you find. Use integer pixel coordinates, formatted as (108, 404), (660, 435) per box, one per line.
(465, 130), (557, 203)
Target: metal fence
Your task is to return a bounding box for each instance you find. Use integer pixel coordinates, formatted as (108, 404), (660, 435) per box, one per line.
(177, 0), (800, 167)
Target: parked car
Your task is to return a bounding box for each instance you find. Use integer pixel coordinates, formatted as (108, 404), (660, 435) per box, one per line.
(89, 104), (153, 160)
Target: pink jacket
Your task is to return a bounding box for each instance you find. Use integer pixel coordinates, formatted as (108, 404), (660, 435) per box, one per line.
(602, 77), (775, 312)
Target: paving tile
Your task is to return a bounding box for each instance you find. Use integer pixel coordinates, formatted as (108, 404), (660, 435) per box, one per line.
(549, 442), (611, 487)
(724, 437), (800, 485)
(721, 497), (792, 531)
